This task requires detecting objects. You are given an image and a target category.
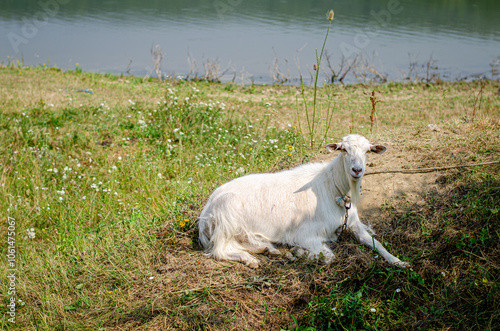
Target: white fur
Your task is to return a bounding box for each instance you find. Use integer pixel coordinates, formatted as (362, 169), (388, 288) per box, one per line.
(198, 134), (409, 268)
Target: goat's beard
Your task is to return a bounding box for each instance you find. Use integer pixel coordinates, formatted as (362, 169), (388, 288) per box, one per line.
(349, 177), (363, 207)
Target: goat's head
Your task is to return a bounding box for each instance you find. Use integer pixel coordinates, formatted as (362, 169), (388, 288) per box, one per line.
(327, 134), (386, 204)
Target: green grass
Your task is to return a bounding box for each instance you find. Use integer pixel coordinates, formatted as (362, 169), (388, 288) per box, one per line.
(0, 64), (499, 330)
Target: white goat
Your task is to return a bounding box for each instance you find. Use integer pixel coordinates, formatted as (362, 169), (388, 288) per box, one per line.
(198, 134), (409, 268)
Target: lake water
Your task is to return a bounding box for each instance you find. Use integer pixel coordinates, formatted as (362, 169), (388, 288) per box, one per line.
(1, 0), (499, 84)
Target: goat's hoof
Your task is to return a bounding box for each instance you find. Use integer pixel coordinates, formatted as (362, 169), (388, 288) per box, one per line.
(393, 260), (411, 269)
(264, 247), (281, 256)
(245, 258), (260, 269)
(290, 246), (306, 258)
(321, 254), (335, 265)
(285, 251), (296, 262)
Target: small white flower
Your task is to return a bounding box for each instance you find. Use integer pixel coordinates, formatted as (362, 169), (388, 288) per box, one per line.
(370, 308), (377, 313)
(27, 228), (35, 239)
(59, 197), (63, 201)
(396, 288), (401, 293)
(158, 173), (163, 179)
(441, 271), (446, 276)
(149, 276), (154, 280)
(236, 167), (245, 175)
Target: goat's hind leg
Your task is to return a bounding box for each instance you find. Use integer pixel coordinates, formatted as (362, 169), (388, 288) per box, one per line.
(212, 242), (260, 268)
(244, 241), (280, 255)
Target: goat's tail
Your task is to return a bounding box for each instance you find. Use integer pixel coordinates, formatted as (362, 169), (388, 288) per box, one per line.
(198, 193), (247, 255)
(198, 193), (262, 267)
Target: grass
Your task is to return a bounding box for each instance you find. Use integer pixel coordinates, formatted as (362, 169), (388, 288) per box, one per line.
(0, 63), (499, 330)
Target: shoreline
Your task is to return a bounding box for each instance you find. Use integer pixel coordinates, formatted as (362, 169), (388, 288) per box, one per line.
(2, 57), (499, 87)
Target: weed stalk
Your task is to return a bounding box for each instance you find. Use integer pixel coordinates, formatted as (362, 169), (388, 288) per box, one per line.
(369, 90), (380, 134)
(298, 10), (335, 147)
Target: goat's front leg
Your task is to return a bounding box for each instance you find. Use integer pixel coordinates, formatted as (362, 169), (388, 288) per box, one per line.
(348, 206), (410, 268)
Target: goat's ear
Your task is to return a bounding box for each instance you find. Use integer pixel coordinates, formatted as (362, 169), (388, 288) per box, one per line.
(370, 144), (387, 154)
(326, 143), (343, 153)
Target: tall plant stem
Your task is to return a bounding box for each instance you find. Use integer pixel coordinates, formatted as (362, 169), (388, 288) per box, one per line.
(310, 18), (333, 147)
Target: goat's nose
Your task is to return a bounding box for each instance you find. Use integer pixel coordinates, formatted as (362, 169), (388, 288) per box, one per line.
(352, 166), (362, 174)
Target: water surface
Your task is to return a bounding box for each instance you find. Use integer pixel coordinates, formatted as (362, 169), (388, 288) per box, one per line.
(1, 0), (499, 84)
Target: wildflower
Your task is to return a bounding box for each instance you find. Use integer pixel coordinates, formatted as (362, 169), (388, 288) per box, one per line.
(396, 288), (401, 293)
(328, 10), (334, 21)
(27, 228), (35, 239)
(370, 308), (376, 313)
(158, 173), (163, 179)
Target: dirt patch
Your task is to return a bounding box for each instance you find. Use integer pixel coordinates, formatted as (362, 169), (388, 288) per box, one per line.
(361, 172), (440, 223)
